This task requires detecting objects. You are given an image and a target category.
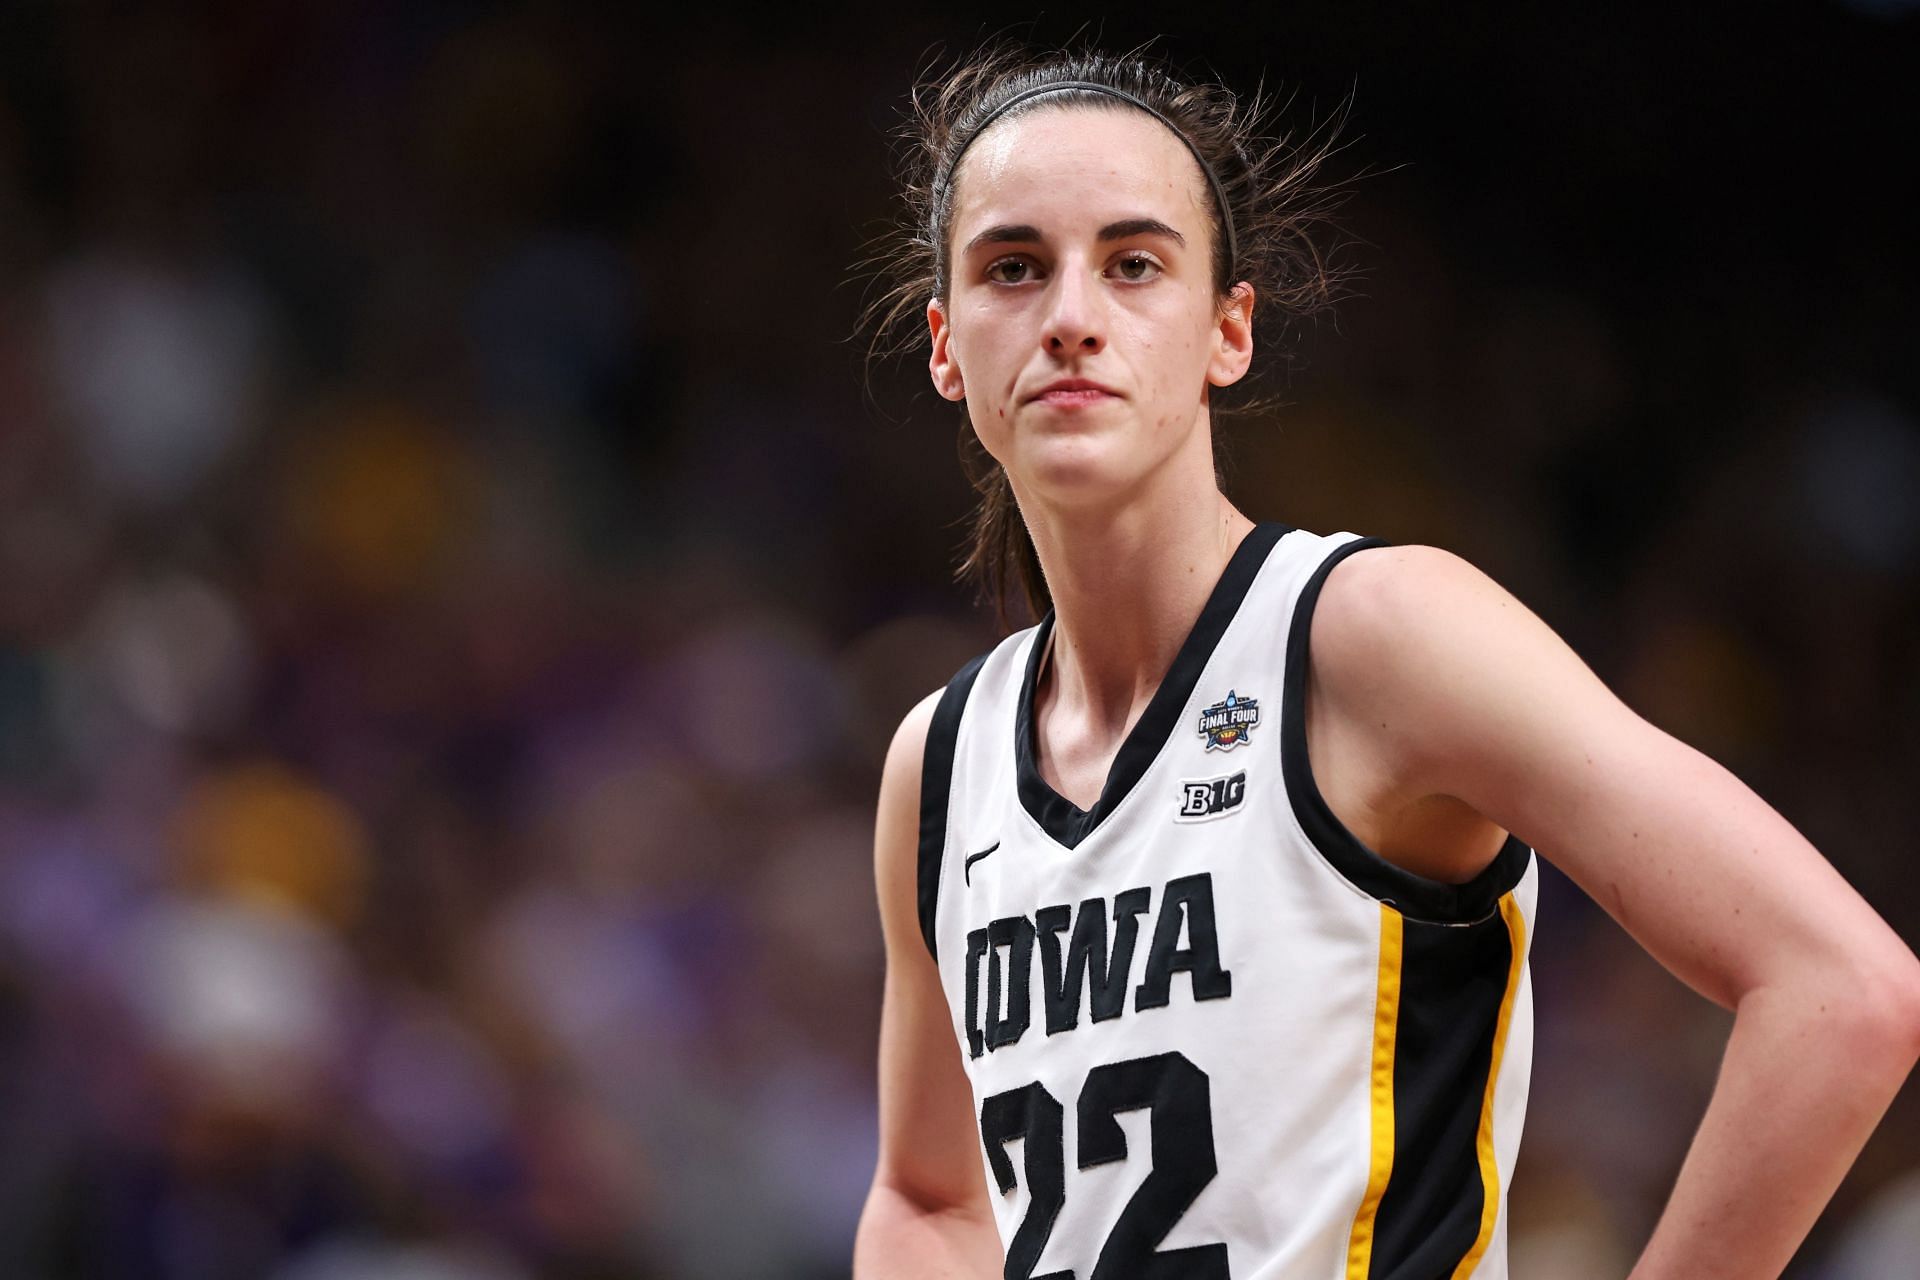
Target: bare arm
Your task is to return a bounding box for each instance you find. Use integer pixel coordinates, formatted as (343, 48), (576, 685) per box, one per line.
(1311, 544), (1920, 1280)
(852, 690), (1003, 1279)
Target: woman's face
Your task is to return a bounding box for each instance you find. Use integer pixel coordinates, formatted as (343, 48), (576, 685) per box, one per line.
(929, 105), (1253, 510)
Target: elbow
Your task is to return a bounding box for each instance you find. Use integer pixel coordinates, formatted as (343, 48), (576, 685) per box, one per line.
(1768, 951), (1920, 1074)
(1850, 954), (1920, 1068)
(866, 1161), (991, 1223)
(1896, 962), (1920, 1063)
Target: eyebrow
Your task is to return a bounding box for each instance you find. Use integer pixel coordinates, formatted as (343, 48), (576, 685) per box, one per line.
(961, 217), (1187, 257)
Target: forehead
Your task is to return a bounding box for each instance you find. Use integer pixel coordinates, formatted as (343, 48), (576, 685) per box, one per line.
(949, 104), (1211, 244)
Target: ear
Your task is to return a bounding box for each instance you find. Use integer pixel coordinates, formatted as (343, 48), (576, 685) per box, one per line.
(1206, 281), (1256, 388)
(928, 298), (965, 401)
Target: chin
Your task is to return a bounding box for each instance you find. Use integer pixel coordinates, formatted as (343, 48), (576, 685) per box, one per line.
(1015, 441), (1146, 510)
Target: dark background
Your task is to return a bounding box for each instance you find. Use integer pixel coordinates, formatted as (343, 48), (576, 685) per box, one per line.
(1, 1), (1916, 1276)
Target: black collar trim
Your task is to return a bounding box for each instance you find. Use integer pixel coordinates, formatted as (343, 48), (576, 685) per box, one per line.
(1015, 522), (1295, 849)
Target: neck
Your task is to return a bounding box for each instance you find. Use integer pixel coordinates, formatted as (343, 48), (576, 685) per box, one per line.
(1019, 479), (1256, 739)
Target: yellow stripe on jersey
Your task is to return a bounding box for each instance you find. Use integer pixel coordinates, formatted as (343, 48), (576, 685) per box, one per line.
(1449, 891), (1528, 1278)
(1345, 902), (1404, 1278)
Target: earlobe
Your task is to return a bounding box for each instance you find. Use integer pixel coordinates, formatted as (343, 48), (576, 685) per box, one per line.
(928, 350), (965, 401)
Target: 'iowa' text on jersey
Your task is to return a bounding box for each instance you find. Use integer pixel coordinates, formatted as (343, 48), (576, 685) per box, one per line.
(963, 872), (1233, 1059)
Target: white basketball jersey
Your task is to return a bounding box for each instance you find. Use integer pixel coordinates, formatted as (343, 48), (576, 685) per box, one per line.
(916, 524), (1538, 1280)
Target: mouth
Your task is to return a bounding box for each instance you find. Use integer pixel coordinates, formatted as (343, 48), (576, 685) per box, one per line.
(1028, 379), (1120, 408)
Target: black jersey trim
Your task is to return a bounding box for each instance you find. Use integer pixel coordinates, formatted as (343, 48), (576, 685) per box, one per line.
(1282, 535), (1532, 923)
(918, 651), (990, 964)
(1015, 522), (1295, 851)
(1367, 904), (1522, 1278)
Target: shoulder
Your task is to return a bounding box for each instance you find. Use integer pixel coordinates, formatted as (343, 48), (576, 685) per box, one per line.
(872, 687), (945, 952)
(1305, 541), (1576, 793)
(1308, 542), (1538, 689)
(1311, 542), (1512, 656)
(878, 629), (1014, 798)
(878, 687), (944, 818)
(877, 637), (1007, 811)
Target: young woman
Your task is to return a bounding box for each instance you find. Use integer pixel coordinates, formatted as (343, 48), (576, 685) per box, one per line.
(851, 44), (1920, 1280)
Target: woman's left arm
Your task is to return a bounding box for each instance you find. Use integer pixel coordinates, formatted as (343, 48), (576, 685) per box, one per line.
(1311, 543), (1920, 1280)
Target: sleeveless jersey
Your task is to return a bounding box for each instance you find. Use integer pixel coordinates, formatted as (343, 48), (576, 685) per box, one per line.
(916, 524), (1538, 1280)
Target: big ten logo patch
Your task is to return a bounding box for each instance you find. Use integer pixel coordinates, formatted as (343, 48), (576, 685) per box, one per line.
(1177, 769), (1247, 822)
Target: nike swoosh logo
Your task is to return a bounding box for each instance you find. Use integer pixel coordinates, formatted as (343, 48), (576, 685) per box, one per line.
(964, 842), (1001, 886)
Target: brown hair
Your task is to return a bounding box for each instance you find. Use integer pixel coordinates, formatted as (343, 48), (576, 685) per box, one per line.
(859, 39), (1353, 630)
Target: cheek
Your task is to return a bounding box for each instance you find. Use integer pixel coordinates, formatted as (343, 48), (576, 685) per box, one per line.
(952, 308), (1007, 391)
(1129, 313), (1209, 416)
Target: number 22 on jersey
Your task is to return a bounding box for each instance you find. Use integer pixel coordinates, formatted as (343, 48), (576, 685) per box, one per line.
(981, 1049), (1226, 1279)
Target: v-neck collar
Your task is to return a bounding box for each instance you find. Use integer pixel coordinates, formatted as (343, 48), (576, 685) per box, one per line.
(1014, 522), (1293, 849)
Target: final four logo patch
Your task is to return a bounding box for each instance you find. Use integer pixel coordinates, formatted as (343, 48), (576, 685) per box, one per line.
(1196, 689), (1260, 750)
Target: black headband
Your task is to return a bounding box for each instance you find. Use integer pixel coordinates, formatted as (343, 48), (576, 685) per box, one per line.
(937, 80), (1239, 285)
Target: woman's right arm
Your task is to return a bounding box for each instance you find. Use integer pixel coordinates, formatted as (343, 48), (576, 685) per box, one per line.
(852, 690), (1003, 1279)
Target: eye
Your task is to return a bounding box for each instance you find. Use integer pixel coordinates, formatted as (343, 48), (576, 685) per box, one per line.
(1111, 253), (1163, 282)
(985, 256), (1036, 284)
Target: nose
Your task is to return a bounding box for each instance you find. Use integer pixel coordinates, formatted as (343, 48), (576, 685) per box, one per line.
(1041, 258), (1105, 356)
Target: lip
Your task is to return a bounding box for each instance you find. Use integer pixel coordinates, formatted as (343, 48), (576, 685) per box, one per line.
(1028, 378), (1120, 406)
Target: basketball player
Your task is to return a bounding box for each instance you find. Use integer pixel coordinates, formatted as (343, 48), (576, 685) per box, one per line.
(851, 45), (1920, 1279)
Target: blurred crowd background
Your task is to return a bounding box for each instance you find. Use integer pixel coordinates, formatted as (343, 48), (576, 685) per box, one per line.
(1, 2), (1916, 1277)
